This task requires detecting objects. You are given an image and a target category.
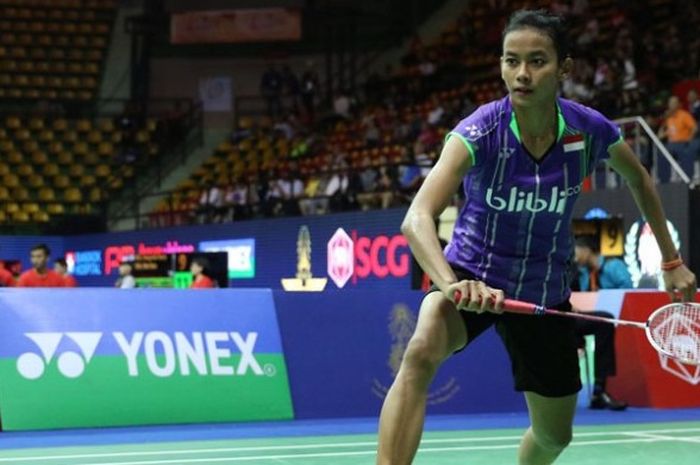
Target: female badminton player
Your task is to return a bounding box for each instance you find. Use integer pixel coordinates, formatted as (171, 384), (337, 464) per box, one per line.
(376, 9), (697, 465)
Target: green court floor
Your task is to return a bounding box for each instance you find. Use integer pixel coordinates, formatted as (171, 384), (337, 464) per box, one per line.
(0, 421), (698, 465)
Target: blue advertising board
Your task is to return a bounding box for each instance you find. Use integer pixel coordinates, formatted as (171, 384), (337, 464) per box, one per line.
(273, 289), (526, 418)
(0, 208), (412, 290)
(0, 289), (293, 430)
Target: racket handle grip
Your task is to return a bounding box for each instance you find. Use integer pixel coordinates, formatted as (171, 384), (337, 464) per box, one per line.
(452, 292), (539, 315)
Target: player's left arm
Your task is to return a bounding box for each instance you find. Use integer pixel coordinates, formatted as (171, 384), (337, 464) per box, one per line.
(607, 141), (697, 301)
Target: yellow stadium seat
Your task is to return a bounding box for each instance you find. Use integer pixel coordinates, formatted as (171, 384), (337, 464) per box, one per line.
(76, 119), (91, 132)
(38, 187), (55, 202)
(98, 141), (114, 158)
(0, 186), (9, 200)
(28, 175), (44, 188)
(11, 210), (30, 223)
(80, 175), (96, 187)
(88, 186), (102, 202)
(87, 130), (102, 144)
(47, 203), (65, 215)
(0, 210), (6, 224)
(14, 128), (30, 140)
(17, 164), (33, 177)
(52, 119), (68, 132)
(68, 164), (85, 178)
(98, 119), (114, 132)
(64, 187), (82, 203)
(7, 151), (22, 164)
(22, 139), (39, 152)
(53, 175), (70, 188)
(5, 203), (19, 214)
(42, 163), (59, 177)
(63, 130), (78, 143)
(32, 211), (50, 223)
(12, 187), (29, 201)
(0, 140), (14, 152)
(2, 173), (20, 188)
(23, 202), (39, 214)
(95, 164), (111, 178)
(31, 151), (48, 165)
(38, 129), (54, 142)
(73, 141), (89, 156)
(5, 116), (21, 129)
(83, 152), (99, 166)
(28, 117), (44, 131)
(57, 151), (73, 165)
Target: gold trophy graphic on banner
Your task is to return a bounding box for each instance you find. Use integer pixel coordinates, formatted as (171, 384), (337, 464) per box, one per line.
(281, 226), (327, 291)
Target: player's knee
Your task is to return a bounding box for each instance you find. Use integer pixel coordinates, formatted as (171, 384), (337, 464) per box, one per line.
(533, 427), (572, 452)
(401, 336), (444, 377)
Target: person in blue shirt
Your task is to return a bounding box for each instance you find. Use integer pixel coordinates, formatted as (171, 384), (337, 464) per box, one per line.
(573, 235), (632, 410)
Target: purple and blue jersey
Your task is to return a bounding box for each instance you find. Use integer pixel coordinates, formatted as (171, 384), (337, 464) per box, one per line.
(444, 96), (623, 306)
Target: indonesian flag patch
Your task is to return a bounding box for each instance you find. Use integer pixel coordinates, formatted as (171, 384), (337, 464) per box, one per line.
(563, 134), (585, 152)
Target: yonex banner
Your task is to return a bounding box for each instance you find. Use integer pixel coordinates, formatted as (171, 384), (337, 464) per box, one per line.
(0, 289), (293, 430)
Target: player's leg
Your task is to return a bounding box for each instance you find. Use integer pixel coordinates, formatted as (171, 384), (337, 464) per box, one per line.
(376, 292), (467, 465)
(496, 302), (581, 465)
(518, 391), (577, 465)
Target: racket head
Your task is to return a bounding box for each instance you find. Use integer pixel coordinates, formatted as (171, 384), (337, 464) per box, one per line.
(645, 302), (700, 365)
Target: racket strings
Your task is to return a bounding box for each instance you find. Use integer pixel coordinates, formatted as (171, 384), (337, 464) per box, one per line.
(648, 303), (700, 364)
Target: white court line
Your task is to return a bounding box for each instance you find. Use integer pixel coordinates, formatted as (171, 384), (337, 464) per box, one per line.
(1, 437), (676, 465)
(623, 432), (700, 444)
(1, 427), (699, 463)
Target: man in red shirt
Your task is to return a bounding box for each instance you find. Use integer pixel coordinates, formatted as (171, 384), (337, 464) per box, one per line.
(54, 258), (78, 287)
(190, 257), (215, 289)
(17, 244), (65, 287)
(0, 264), (14, 287)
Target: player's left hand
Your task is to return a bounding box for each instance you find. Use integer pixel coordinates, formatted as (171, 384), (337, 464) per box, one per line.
(663, 265), (697, 302)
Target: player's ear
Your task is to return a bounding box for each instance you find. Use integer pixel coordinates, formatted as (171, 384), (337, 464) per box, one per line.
(559, 57), (573, 81)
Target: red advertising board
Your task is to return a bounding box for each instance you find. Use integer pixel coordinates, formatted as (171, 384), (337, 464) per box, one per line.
(608, 292), (700, 407)
(171, 8), (302, 44)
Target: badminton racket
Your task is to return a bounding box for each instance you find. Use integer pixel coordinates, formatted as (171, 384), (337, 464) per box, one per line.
(453, 292), (700, 365)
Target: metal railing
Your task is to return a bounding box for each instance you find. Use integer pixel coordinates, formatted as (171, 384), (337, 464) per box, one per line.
(592, 116), (693, 189)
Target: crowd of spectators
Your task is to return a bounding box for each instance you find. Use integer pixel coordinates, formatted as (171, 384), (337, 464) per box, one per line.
(151, 0), (700, 228)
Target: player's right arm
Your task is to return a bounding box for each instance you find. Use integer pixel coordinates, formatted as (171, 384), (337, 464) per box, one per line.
(401, 136), (504, 313)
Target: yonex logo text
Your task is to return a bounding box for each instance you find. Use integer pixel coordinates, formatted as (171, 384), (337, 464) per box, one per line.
(16, 331), (270, 381)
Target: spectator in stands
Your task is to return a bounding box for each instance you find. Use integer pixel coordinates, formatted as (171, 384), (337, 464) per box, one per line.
(260, 64), (283, 118)
(573, 236), (631, 411)
(333, 89), (353, 121)
(0, 262), (14, 287)
(657, 95), (697, 182)
(224, 178), (250, 221)
(689, 89), (700, 181)
(281, 65), (300, 113)
(54, 258), (77, 287)
(364, 119), (381, 148)
(278, 170), (304, 216)
(300, 65), (320, 121)
(299, 170), (330, 215)
(197, 182), (224, 224)
(17, 244), (64, 288)
(115, 262), (136, 289)
(190, 257), (215, 289)
(688, 89), (700, 122)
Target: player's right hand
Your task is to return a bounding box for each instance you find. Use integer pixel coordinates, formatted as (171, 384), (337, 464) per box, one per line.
(446, 280), (504, 314)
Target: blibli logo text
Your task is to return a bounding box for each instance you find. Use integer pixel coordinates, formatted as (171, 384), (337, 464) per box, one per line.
(485, 186), (581, 215)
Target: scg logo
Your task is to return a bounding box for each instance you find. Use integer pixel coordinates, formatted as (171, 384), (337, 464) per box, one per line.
(327, 228), (410, 288)
(17, 332), (102, 380)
